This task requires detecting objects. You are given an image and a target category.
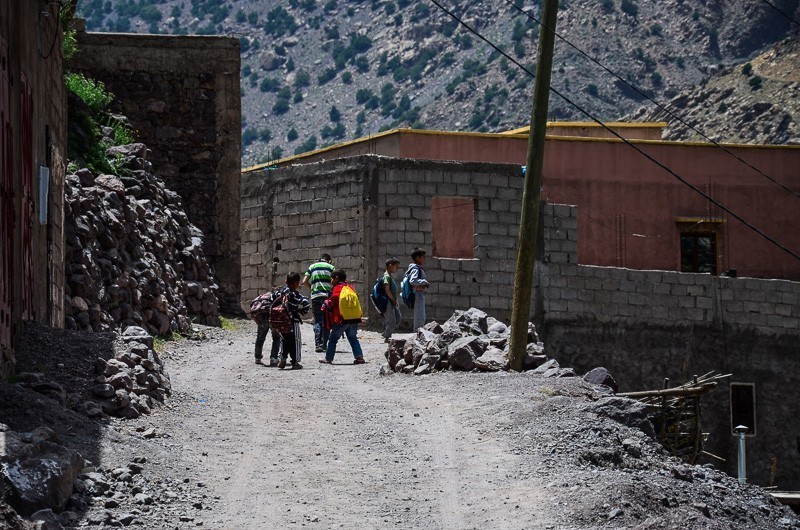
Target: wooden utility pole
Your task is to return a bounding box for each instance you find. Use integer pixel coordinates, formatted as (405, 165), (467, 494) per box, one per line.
(508, 0), (559, 372)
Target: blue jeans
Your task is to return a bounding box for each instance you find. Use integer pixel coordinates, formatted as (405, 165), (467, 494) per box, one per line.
(326, 323), (363, 362)
(413, 292), (426, 331)
(312, 298), (330, 350)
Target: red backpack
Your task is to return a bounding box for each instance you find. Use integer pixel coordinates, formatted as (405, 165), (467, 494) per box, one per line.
(250, 292), (275, 320)
(268, 292), (294, 334)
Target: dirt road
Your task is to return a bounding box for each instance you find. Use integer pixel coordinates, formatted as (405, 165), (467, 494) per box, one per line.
(50, 319), (798, 530)
(154, 321), (552, 529)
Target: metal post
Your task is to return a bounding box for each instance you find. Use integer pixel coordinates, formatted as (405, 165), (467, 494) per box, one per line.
(508, 0), (560, 371)
(735, 425), (748, 484)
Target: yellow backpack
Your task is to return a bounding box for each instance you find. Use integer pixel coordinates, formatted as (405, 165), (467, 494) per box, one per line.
(339, 285), (363, 321)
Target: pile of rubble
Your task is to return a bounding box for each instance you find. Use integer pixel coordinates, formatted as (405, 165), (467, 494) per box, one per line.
(64, 142), (220, 335)
(15, 326), (171, 421)
(383, 308), (556, 375)
(83, 326), (171, 420)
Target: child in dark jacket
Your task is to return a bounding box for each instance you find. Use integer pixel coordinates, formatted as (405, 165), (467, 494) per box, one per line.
(274, 272), (311, 369)
(319, 270), (364, 365)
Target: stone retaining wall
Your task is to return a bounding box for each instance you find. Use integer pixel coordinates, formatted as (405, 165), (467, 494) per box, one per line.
(71, 31), (241, 312)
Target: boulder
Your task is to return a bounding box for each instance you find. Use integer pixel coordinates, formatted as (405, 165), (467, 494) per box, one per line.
(1, 428), (85, 515)
(384, 339), (406, 370)
(433, 321), (463, 351)
(522, 354), (547, 371)
(447, 336), (486, 371)
(585, 397), (656, 438)
(29, 509), (64, 530)
(583, 367), (618, 393)
(532, 359), (559, 374)
(121, 326), (153, 348)
(413, 363), (431, 376)
(422, 321), (443, 334)
(394, 359), (408, 373)
(91, 384), (115, 399)
(474, 348), (509, 372)
(447, 308), (489, 335)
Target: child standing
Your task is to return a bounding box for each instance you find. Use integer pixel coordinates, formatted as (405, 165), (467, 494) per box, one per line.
(271, 272), (311, 370)
(319, 270), (365, 365)
(250, 290), (282, 366)
(381, 258), (402, 339)
(406, 248), (430, 331)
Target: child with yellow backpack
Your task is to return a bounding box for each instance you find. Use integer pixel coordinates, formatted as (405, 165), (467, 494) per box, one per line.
(319, 269), (365, 365)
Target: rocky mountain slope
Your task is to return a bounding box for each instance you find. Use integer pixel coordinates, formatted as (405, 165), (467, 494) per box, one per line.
(629, 33), (800, 144)
(76, 0), (800, 165)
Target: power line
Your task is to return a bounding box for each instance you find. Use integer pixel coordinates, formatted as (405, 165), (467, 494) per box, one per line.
(502, 0), (800, 201)
(426, 0), (800, 262)
(758, 0), (800, 27)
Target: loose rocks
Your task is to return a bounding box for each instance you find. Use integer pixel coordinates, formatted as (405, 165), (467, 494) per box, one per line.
(64, 143), (220, 336)
(82, 327), (171, 420)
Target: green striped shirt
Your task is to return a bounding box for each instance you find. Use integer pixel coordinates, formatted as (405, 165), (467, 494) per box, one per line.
(306, 261), (335, 299)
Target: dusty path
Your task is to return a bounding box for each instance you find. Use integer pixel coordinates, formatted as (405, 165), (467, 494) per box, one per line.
(152, 320), (552, 529)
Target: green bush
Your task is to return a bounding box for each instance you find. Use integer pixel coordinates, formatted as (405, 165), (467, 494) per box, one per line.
(742, 63), (753, 76)
(341, 71), (353, 84)
(287, 128), (299, 142)
(293, 91), (303, 103)
(317, 68), (337, 85)
(586, 83), (599, 97)
(260, 77), (282, 93)
(329, 106), (341, 122)
(235, 9), (247, 23)
(264, 6), (298, 37)
(295, 135), (318, 155)
(273, 98), (290, 115)
(749, 75), (763, 89)
(65, 73), (113, 112)
(601, 0), (614, 10)
(649, 23), (662, 36)
(243, 127), (258, 146)
(620, 0), (638, 18)
(294, 71), (311, 88)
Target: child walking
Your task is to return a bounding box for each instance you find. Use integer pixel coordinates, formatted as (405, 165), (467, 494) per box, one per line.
(271, 272), (311, 370)
(406, 248), (430, 331)
(319, 270), (365, 365)
(381, 258), (402, 339)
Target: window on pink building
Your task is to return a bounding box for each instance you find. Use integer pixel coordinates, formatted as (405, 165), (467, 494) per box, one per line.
(431, 197), (474, 259)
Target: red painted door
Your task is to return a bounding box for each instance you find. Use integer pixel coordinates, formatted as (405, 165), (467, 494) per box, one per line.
(20, 75), (34, 320)
(0, 37), (11, 347)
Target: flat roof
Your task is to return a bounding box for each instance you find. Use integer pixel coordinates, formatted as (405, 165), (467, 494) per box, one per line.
(242, 127), (800, 174)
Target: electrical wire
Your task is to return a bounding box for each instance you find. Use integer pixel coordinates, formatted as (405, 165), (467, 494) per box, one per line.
(502, 0), (800, 201)
(758, 0), (800, 27)
(426, 0), (800, 262)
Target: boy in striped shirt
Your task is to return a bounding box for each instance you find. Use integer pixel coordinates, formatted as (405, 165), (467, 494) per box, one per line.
(301, 254), (335, 353)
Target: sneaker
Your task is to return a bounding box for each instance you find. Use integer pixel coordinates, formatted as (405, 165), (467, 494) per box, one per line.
(319, 359), (332, 365)
(353, 357), (366, 365)
(269, 358), (279, 367)
(255, 358), (263, 365)
(291, 362), (303, 370)
(315, 346), (324, 353)
(278, 357), (287, 369)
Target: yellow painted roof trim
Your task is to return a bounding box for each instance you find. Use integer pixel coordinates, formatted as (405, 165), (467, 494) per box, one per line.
(502, 122), (668, 135)
(242, 127), (800, 174)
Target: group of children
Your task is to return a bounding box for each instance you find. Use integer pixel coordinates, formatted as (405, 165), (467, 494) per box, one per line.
(250, 248), (430, 369)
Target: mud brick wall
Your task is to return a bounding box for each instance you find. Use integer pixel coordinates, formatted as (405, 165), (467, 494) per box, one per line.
(537, 203), (800, 489)
(71, 31), (241, 312)
(1, 0), (68, 378)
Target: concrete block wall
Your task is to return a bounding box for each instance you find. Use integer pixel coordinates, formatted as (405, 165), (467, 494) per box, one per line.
(372, 158), (523, 323)
(537, 204), (800, 335)
(240, 159), (368, 308)
(538, 203), (800, 489)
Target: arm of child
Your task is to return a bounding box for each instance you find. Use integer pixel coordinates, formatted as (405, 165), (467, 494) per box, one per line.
(383, 280), (396, 305)
(408, 266), (429, 288)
